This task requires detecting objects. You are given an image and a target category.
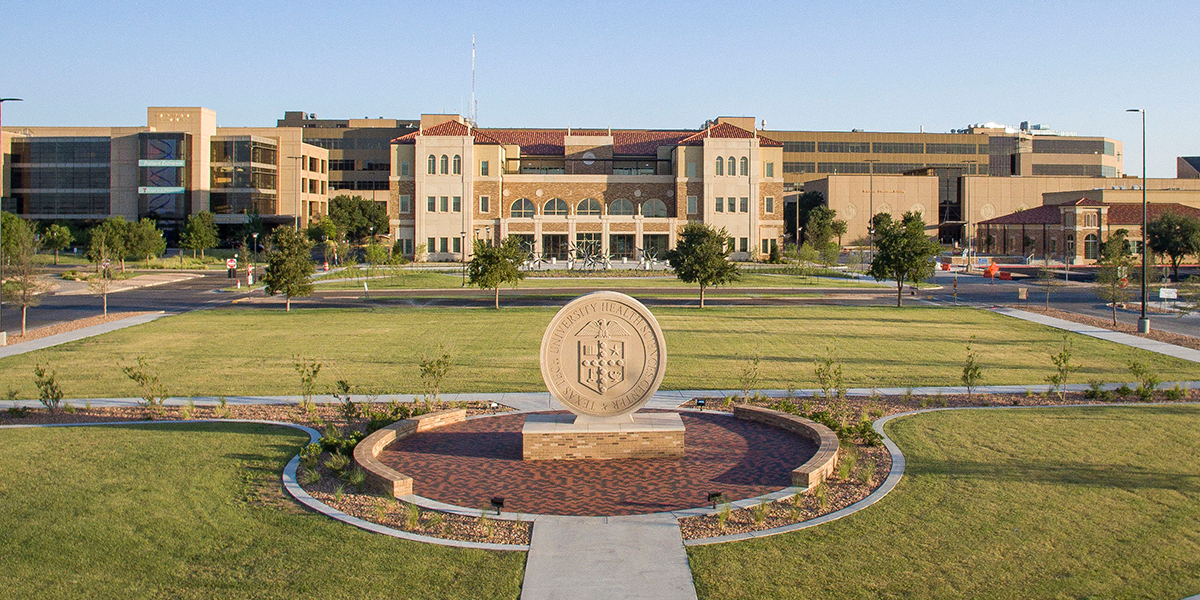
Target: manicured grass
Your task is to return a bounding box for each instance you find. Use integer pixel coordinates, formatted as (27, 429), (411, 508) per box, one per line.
(314, 269), (878, 290)
(0, 306), (1194, 399)
(0, 422), (524, 599)
(688, 405), (1200, 599)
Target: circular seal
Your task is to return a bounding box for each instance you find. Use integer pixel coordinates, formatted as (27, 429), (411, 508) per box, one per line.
(540, 292), (667, 418)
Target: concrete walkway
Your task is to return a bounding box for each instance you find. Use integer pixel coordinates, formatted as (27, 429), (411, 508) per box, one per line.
(522, 513), (697, 600)
(55, 272), (204, 295)
(0, 312), (168, 359)
(992, 307), (1200, 364)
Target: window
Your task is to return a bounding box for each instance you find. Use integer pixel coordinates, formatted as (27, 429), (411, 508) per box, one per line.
(480, 160), (489, 176)
(783, 141), (816, 153)
(783, 162), (816, 173)
(728, 198), (736, 212)
(576, 232), (601, 255)
(765, 197), (774, 213)
(728, 156), (736, 175)
(427, 155), (436, 174)
(687, 195), (698, 214)
(511, 198), (535, 218)
(440, 155), (449, 174)
(400, 239), (413, 255)
(544, 198), (568, 216)
(817, 141), (870, 153)
(453, 155), (462, 175)
(740, 197), (748, 212)
(1066, 234), (1075, 256)
(686, 162), (697, 177)
(400, 160), (410, 176)
(1083, 212), (1098, 227)
(329, 159), (355, 171)
(715, 197), (724, 212)
(321, 159), (326, 173)
(765, 162), (774, 177)
(739, 237), (748, 253)
(452, 196), (461, 212)
(440, 196), (449, 212)
(872, 142), (925, 154)
(926, 143), (978, 154)
(740, 157), (749, 176)
(427, 196), (436, 212)
(577, 198), (601, 216)
(762, 239), (770, 254)
(715, 157), (724, 176)
(642, 199), (667, 218)
(427, 237), (435, 252)
(1084, 234), (1099, 260)
(400, 195), (411, 212)
(479, 196), (490, 213)
(453, 237), (462, 253)
(610, 198), (635, 215)
(440, 238), (449, 253)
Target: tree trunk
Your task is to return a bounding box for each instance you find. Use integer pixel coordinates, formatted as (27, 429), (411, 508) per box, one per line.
(1111, 291), (1118, 326)
(54, 250), (59, 265)
(896, 279), (904, 307)
(286, 296), (291, 312)
(22, 306), (28, 335)
(699, 285), (706, 309)
(494, 286), (500, 310)
(103, 293), (108, 317)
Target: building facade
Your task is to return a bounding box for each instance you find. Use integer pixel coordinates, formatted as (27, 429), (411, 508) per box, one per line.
(389, 115), (785, 262)
(276, 112), (417, 205)
(1, 107), (329, 235)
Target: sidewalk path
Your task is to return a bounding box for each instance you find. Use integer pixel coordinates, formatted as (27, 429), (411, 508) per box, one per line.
(992, 307), (1200, 364)
(57, 272), (203, 295)
(0, 312), (167, 359)
(521, 513), (697, 600)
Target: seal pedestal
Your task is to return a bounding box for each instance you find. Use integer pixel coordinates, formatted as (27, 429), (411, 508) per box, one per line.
(522, 412), (685, 461)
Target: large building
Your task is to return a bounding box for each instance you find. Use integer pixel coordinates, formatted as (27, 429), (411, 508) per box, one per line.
(389, 115), (786, 262)
(1, 107), (330, 235)
(276, 112), (417, 205)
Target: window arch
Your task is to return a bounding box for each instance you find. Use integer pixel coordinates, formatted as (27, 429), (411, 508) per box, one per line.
(440, 155), (449, 174)
(728, 156), (736, 175)
(453, 155), (462, 175)
(544, 198), (568, 216)
(427, 154), (436, 174)
(715, 157), (724, 176)
(740, 156), (749, 176)
(577, 198), (601, 216)
(610, 198), (635, 215)
(511, 198), (534, 218)
(642, 198), (667, 218)
(1084, 211), (1098, 227)
(1084, 233), (1099, 260)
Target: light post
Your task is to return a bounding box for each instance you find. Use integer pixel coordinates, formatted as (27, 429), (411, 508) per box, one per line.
(251, 231), (259, 292)
(460, 230), (467, 286)
(962, 159), (978, 259)
(0, 98), (24, 347)
(1127, 108), (1149, 333)
(287, 155), (303, 230)
(865, 159), (880, 263)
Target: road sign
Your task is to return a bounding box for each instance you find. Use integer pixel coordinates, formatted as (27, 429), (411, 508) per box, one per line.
(101, 259), (110, 269)
(1018, 287), (1028, 300)
(226, 258), (237, 269)
(1160, 288), (1178, 300)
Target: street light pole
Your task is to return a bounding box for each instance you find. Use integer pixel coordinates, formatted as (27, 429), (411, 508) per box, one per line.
(865, 159), (880, 264)
(287, 155), (303, 230)
(1127, 108), (1149, 333)
(0, 98), (24, 347)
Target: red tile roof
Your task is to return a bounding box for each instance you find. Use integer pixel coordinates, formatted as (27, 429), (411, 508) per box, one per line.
(979, 201), (1200, 226)
(979, 205), (1063, 225)
(392, 121), (501, 144)
(1107, 203), (1200, 225)
(678, 122), (783, 147)
(393, 122), (782, 152)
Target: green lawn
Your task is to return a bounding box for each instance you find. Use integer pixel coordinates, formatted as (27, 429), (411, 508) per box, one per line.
(688, 405), (1200, 599)
(0, 306), (1194, 399)
(0, 422), (524, 599)
(314, 269), (878, 290)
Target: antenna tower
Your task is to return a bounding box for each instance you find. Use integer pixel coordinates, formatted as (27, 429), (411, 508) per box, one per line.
(471, 35), (477, 124)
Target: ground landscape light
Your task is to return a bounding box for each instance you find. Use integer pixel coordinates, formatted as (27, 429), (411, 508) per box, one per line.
(490, 497), (505, 515)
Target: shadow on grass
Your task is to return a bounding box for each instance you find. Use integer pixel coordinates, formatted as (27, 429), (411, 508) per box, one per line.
(907, 456), (1200, 492)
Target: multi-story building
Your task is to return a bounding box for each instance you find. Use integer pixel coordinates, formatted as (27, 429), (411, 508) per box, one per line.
(389, 115), (786, 262)
(1, 107), (329, 235)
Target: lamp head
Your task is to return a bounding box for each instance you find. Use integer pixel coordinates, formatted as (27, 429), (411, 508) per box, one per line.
(1126, 108), (1142, 113)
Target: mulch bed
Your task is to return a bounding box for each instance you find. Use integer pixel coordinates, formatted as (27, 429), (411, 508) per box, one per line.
(1011, 305), (1200, 352)
(3, 311), (155, 345)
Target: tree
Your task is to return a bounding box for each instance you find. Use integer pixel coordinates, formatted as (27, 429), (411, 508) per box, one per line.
(262, 226), (314, 311)
(784, 190), (825, 243)
(867, 212), (941, 307)
(1, 216), (49, 334)
(1095, 229), (1134, 326)
(1146, 212), (1200, 282)
(90, 217), (131, 272)
(831, 219), (848, 247)
(665, 222), (740, 308)
(1035, 267), (1063, 308)
(468, 236), (527, 309)
(180, 211), (219, 259)
(306, 217), (339, 263)
(88, 266), (117, 317)
(961, 335), (983, 401)
(329, 195), (388, 244)
(363, 241), (389, 298)
(127, 218), (166, 265)
(42, 223), (73, 266)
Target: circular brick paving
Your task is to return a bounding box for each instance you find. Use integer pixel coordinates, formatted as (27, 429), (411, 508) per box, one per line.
(377, 410), (819, 516)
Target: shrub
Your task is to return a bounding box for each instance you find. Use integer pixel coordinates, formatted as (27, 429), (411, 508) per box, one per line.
(716, 502), (732, 530)
(857, 458), (876, 486)
(318, 424), (366, 455)
(838, 450), (856, 480)
(298, 442), (322, 470)
(1127, 360), (1160, 402)
(738, 353), (762, 401)
(961, 335), (983, 401)
(300, 468), (321, 486)
(1115, 384), (1134, 398)
(1163, 385), (1185, 402)
(419, 347), (453, 403)
(1084, 380), (1114, 401)
(814, 345), (846, 402)
(1046, 333), (1080, 401)
(33, 365), (63, 413)
(751, 501), (768, 525)
(343, 467), (367, 490)
(333, 379), (359, 420)
(423, 512), (445, 532)
(813, 484), (830, 511)
(294, 358), (321, 415)
(324, 452), (350, 473)
(121, 357), (169, 416)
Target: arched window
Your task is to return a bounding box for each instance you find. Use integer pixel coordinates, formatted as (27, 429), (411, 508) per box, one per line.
(610, 198), (635, 215)
(728, 156), (736, 175)
(740, 156), (749, 176)
(1084, 211), (1098, 227)
(511, 198), (534, 218)
(544, 198), (568, 216)
(642, 198), (667, 218)
(453, 155), (462, 175)
(577, 198), (601, 216)
(1084, 233), (1099, 260)
(427, 154), (436, 174)
(715, 157), (724, 176)
(440, 155), (449, 174)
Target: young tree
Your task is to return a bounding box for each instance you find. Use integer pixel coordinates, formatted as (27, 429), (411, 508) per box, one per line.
(1035, 267), (1063, 308)
(1146, 211), (1200, 281)
(831, 219), (848, 247)
(262, 226), (314, 311)
(329, 195), (388, 244)
(180, 211), (219, 259)
(1095, 229), (1134, 326)
(867, 211), (942, 307)
(88, 266), (117, 316)
(468, 236), (527, 309)
(1, 216), (49, 335)
(665, 222), (740, 308)
(42, 223), (73, 266)
(128, 218), (167, 265)
(363, 241), (389, 298)
(961, 335), (983, 401)
(2, 211), (36, 268)
(90, 217), (131, 272)
(306, 217), (339, 262)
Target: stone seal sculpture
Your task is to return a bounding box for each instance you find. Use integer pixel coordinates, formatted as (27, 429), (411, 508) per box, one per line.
(524, 291), (682, 460)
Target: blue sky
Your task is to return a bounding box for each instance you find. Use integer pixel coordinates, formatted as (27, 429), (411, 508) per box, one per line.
(1, 0), (1197, 176)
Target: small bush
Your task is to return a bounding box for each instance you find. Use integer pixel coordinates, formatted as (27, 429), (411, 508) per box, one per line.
(751, 501), (768, 525)
(343, 467), (367, 490)
(324, 452), (350, 473)
(716, 502), (732, 530)
(857, 458), (876, 486)
(1084, 380), (1114, 401)
(300, 468), (321, 486)
(1115, 384), (1134, 398)
(405, 503), (421, 529)
(333, 484), (345, 503)
(1127, 360), (1160, 402)
(423, 512), (445, 532)
(33, 365), (64, 413)
(838, 447), (858, 480)
(299, 442), (322, 470)
(813, 484), (830, 511)
(1163, 385), (1185, 401)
